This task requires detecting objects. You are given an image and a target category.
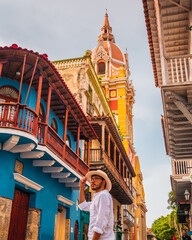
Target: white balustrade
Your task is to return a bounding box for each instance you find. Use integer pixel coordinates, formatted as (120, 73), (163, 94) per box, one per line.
(166, 56), (192, 84)
(172, 158), (192, 175)
(53, 58), (87, 70)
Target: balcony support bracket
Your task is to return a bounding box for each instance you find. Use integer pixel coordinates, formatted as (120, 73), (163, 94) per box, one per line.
(166, 91), (192, 124)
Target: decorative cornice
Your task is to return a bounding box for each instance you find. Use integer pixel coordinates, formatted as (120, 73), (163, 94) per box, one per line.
(57, 195), (74, 206)
(13, 173), (43, 191)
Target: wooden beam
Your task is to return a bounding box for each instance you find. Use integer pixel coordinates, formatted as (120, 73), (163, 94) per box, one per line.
(18, 55), (26, 103)
(51, 172), (71, 178)
(102, 124), (105, 151)
(87, 140), (90, 167)
(44, 86), (52, 144)
(20, 151), (45, 159)
(59, 178), (77, 183)
(10, 143), (35, 153)
(43, 167), (63, 173)
(174, 100), (192, 124)
(162, 11), (187, 18)
(76, 125), (80, 171)
(163, 18), (188, 25)
(166, 0), (190, 12)
(65, 182), (80, 188)
(108, 133), (111, 157)
(3, 136), (20, 151)
(35, 75), (43, 115)
(63, 108), (69, 160)
(33, 160), (55, 166)
(165, 37), (188, 44)
(24, 57), (39, 105)
(0, 63), (3, 77)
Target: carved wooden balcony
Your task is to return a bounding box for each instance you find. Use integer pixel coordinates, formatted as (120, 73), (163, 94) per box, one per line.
(0, 102), (88, 176)
(171, 158), (192, 202)
(89, 148), (134, 204)
(165, 56), (192, 86)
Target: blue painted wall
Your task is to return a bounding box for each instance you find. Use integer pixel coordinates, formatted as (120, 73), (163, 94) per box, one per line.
(0, 150), (80, 239)
(0, 77), (85, 239)
(0, 77), (77, 152)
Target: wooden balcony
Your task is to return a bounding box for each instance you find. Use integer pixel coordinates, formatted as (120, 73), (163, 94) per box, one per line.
(171, 159), (192, 176)
(0, 102), (88, 176)
(90, 148), (134, 204)
(0, 102), (37, 135)
(38, 125), (89, 176)
(165, 56), (192, 85)
(171, 158), (191, 202)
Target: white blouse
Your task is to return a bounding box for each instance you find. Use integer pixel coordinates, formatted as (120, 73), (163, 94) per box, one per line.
(79, 189), (115, 240)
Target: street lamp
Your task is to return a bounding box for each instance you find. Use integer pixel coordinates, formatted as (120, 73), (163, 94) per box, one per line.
(184, 189), (190, 201)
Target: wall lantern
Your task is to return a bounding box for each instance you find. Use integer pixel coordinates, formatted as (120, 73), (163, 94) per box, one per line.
(184, 189), (190, 201)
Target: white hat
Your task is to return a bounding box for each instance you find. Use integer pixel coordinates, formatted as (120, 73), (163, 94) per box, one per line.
(86, 170), (112, 192)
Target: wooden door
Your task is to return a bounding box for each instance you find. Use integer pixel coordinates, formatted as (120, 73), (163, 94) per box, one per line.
(8, 189), (30, 240)
(54, 206), (66, 240)
(74, 220), (79, 240)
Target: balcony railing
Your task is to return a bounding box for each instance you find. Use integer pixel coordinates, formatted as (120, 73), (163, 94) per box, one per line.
(123, 209), (135, 226)
(0, 102), (88, 176)
(165, 55), (192, 85)
(53, 57), (87, 70)
(90, 148), (132, 193)
(171, 159), (192, 175)
(0, 103), (38, 135)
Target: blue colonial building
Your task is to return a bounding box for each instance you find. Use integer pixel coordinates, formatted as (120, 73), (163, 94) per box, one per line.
(0, 44), (97, 240)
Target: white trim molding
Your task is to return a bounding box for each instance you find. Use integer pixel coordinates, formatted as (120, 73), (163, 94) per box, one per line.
(0, 128), (38, 145)
(57, 195), (74, 206)
(13, 173), (43, 191)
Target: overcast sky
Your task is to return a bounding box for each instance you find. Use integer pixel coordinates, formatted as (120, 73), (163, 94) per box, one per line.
(1, 0), (172, 227)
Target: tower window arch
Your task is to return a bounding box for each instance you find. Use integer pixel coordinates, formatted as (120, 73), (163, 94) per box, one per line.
(98, 62), (105, 75)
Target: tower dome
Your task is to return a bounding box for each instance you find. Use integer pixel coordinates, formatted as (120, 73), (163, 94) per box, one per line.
(92, 11), (128, 78)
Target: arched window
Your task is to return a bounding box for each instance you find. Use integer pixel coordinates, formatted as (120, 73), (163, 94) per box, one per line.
(66, 135), (71, 147)
(98, 62), (105, 75)
(0, 85), (19, 102)
(39, 103), (44, 122)
(51, 118), (57, 133)
(0, 86), (19, 125)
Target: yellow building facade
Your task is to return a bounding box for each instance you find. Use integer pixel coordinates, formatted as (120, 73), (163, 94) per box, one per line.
(92, 11), (147, 240)
(53, 53), (135, 240)
(134, 156), (147, 240)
